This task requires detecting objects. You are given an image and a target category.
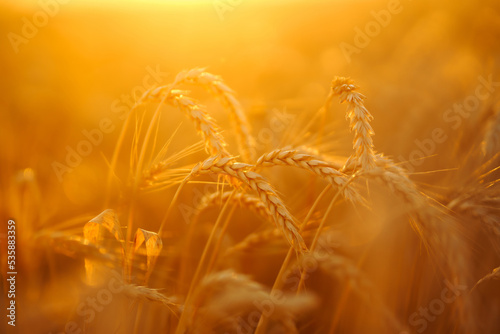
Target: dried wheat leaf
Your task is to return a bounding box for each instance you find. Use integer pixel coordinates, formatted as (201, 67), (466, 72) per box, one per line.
(83, 209), (124, 284)
(133, 228), (163, 279)
(84, 209), (124, 243)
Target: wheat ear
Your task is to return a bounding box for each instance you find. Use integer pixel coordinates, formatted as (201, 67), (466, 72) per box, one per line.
(122, 283), (178, 309)
(140, 88), (230, 157)
(197, 190), (271, 219)
(256, 148), (360, 202)
(168, 89), (230, 156)
(172, 68), (255, 161)
(140, 89), (231, 185)
(189, 155), (307, 252)
(471, 266), (500, 292)
(371, 155), (474, 331)
(226, 219), (325, 255)
(447, 183), (500, 238)
(184, 270), (316, 334)
(141, 68), (254, 161)
(331, 77), (376, 170)
(225, 229), (282, 255)
(93, 270), (179, 310)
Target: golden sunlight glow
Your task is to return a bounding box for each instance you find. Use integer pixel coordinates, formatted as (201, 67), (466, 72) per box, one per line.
(1, 0), (499, 333)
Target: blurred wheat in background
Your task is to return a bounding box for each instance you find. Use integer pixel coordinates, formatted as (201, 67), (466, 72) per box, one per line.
(1, 0), (500, 333)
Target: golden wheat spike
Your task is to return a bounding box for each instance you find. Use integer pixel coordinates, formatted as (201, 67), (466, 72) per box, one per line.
(330, 77), (377, 170)
(189, 155), (307, 252)
(256, 148), (361, 201)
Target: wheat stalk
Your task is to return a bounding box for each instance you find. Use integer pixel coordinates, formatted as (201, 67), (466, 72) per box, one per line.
(330, 77), (376, 170)
(189, 155), (307, 252)
(306, 250), (407, 333)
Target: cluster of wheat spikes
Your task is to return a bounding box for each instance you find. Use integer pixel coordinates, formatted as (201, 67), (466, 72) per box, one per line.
(44, 69), (499, 333)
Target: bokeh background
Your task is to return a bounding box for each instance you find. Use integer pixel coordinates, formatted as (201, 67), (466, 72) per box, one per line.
(1, 0), (500, 333)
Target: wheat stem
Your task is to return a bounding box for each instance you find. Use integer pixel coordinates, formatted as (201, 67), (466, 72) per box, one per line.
(174, 190), (236, 334)
(254, 184), (332, 334)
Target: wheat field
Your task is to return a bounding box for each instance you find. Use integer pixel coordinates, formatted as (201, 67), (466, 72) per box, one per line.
(1, 0), (500, 333)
